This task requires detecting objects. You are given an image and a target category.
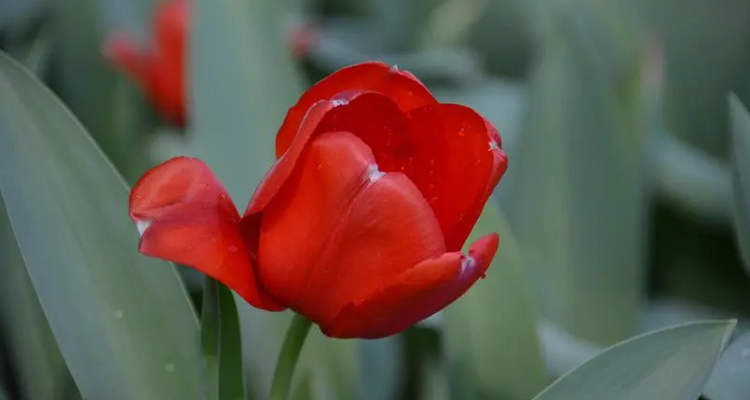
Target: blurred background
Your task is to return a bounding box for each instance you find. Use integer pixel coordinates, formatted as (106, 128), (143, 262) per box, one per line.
(1, 0), (750, 399)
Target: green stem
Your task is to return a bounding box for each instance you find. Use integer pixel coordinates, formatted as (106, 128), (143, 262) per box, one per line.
(269, 313), (313, 400)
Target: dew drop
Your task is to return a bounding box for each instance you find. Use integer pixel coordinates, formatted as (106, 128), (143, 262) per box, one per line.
(165, 363), (175, 372)
(218, 193), (227, 200)
(429, 158), (436, 166)
(134, 194), (144, 200)
(429, 196), (439, 204)
(113, 309), (124, 319)
(136, 219), (152, 236)
(330, 98), (348, 107)
(228, 245), (239, 253)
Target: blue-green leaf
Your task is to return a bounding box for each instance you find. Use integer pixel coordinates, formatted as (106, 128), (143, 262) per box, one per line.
(0, 50), (203, 400)
(532, 321), (735, 400)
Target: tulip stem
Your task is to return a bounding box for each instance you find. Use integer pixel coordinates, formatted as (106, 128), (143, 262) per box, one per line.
(269, 313), (312, 400)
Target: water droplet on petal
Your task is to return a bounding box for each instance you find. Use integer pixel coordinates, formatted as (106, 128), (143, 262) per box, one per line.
(228, 245), (238, 253)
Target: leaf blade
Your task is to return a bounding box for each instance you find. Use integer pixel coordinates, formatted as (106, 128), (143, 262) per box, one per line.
(0, 50), (203, 400)
(532, 320), (735, 400)
(444, 201), (548, 400)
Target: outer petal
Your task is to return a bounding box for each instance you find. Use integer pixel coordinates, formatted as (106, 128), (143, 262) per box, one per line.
(275, 61), (438, 158)
(129, 157), (284, 311)
(154, 0), (189, 52)
(405, 105), (508, 251)
(151, 0), (188, 127)
(256, 131), (445, 325)
(322, 233), (499, 339)
(103, 32), (149, 93)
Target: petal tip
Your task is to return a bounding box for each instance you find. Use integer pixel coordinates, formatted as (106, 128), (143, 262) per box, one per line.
(135, 219), (152, 236)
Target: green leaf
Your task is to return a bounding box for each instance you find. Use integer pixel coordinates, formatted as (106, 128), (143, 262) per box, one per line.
(188, 0), (303, 203)
(728, 94), (750, 276)
(201, 278), (246, 400)
(635, 0), (750, 160)
(0, 196), (77, 400)
(443, 201), (547, 400)
(358, 338), (404, 400)
(504, 4), (648, 345)
(532, 320), (736, 400)
(704, 329), (750, 400)
(0, 51), (203, 400)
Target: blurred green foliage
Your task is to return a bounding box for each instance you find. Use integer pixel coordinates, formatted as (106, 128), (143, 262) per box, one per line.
(1, 0), (750, 399)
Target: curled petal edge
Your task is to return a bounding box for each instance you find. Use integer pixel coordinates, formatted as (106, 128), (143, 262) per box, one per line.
(129, 156), (285, 311)
(321, 232), (499, 339)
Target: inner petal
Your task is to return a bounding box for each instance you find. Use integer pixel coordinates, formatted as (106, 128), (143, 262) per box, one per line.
(257, 131), (445, 325)
(313, 97), (500, 251)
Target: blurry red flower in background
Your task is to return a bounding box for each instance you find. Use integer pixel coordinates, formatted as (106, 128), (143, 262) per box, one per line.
(128, 62), (508, 339)
(104, 0), (188, 128)
(103, 0), (318, 129)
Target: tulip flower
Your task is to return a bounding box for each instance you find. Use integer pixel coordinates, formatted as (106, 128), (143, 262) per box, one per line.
(129, 61), (508, 339)
(103, 0), (188, 127)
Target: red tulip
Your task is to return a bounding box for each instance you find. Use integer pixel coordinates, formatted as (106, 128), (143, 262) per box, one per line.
(103, 0), (188, 127)
(129, 62), (508, 339)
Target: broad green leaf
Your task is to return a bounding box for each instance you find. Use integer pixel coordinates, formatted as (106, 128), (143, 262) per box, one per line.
(728, 95), (750, 276)
(632, 0), (750, 160)
(0, 197), (77, 400)
(466, 0), (534, 78)
(188, 0), (303, 203)
(704, 329), (750, 400)
(444, 201), (547, 400)
(201, 278), (246, 400)
(533, 321), (736, 400)
(0, 51), (203, 400)
(358, 338), (404, 400)
(504, 5), (648, 345)
(651, 132), (733, 225)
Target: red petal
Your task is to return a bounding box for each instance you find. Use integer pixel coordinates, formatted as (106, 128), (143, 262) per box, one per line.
(155, 0), (189, 50)
(103, 32), (148, 91)
(249, 95), (508, 255)
(244, 99), (337, 215)
(275, 61), (438, 158)
(129, 157), (284, 311)
(256, 131), (445, 325)
(322, 233), (499, 339)
(404, 105), (507, 251)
